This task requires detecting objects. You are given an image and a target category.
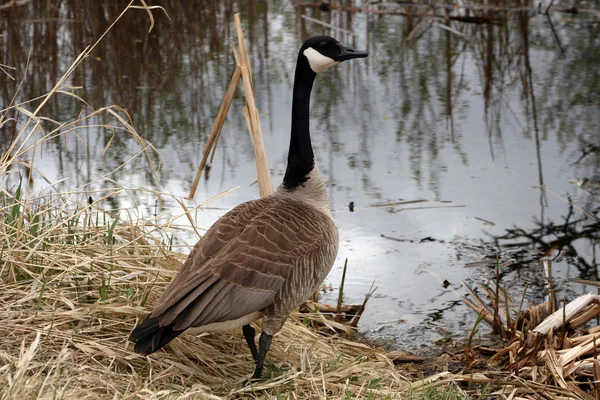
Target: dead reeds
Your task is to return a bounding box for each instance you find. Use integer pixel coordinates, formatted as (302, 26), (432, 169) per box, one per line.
(0, 197), (407, 398)
(461, 258), (600, 399)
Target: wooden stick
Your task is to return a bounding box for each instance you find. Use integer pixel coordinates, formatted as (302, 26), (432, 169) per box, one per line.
(350, 282), (377, 328)
(406, 17), (427, 41)
(432, 21), (466, 39)
(209, 125), (222, 164)
(234, 13), (273, 197)
(543, 260), (557, 313)
(242, 105), (253, 145)
(187, 66), (241, 199)
(569, 278), (600, 288)
(534, 293), (600, 335)
(300, 301), (363, 314)
(230, 39), (241, 65)
(234, 14), (253, 89)
(568, 304), (600, 330)
(386, 352), (427, 364)
(460, 296), (495, 326)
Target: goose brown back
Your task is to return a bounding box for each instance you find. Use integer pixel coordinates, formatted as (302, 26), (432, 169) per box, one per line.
(153, 195), (337, 334)
(128, 196), (338, 364)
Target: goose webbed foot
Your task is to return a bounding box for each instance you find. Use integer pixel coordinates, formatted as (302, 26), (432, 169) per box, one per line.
(242, 331), (273, 386)
(242, 324), (258, 362)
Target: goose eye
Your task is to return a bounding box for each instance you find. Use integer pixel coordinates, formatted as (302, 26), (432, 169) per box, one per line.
(319, 42), (327, 49)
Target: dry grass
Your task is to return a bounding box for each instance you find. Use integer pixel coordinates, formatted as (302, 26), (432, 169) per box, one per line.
(0, 193), (408, 399)
(0, 3), (410, 399)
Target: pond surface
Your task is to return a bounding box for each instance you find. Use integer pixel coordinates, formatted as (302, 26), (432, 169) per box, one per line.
(2, 0), (600, 351)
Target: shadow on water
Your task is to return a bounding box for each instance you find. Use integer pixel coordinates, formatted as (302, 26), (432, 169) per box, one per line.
(2, 0), (600, 350)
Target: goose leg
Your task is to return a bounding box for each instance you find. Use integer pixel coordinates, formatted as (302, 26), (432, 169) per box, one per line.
(242, 324), (258, 361)
(250, 332), (272, 381)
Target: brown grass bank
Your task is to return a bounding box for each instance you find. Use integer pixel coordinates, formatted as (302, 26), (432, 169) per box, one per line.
(0, 195), (408, 398)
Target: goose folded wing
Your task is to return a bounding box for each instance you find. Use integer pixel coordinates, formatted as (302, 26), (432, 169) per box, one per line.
(149, 201), (325, 331)
(150, 201), (261, 317)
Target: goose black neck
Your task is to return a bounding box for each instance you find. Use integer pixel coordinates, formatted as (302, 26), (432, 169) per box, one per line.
(283, 53), (317, 190)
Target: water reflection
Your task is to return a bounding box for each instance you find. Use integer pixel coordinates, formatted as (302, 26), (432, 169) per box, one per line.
(498, 214), (600, 279)
(2, 0), (600, 349)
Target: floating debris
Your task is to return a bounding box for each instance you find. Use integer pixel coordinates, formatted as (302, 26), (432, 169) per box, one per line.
(474, 216), (496, 226)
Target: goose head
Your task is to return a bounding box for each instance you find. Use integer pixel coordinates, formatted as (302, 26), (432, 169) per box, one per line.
(282, 35), (367, 192)
(300, 36), (368, 73)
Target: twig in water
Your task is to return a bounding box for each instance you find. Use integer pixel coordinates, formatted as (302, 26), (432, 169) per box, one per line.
(350, 280), (377, 328)
(432, 21), (466, 39)
(474, 216), (495, 226)
(546, 14), (566, 60)
(370, 199), (428, 208)
(464, 260), (513, 269)
(396, 205), (465, 211)
(380, 234), (412, 242)
(301, 14), (356, 37)
(407, 17), (427, 41)
(569, 278), (600, 288)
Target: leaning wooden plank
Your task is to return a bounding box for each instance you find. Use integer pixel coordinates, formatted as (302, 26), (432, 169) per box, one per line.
(234, 14), (253, 89)
(533, 293), (599, 335)
(233, 13), (273, 197)
(188, 66), (241, 199)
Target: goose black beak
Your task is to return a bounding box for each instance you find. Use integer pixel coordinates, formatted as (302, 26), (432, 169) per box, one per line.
(336, 45), (368, 62)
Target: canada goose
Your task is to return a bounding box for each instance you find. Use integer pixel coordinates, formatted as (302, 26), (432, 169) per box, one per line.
(129, 35), (368, 381)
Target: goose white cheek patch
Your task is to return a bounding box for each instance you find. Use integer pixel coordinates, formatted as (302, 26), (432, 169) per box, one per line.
(303, 47), (339, 73)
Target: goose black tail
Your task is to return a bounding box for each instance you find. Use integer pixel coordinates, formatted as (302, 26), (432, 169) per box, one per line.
(129, 315), (183, 355)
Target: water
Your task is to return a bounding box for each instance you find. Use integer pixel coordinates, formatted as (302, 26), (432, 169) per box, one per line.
(2, 0), (600, 352)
